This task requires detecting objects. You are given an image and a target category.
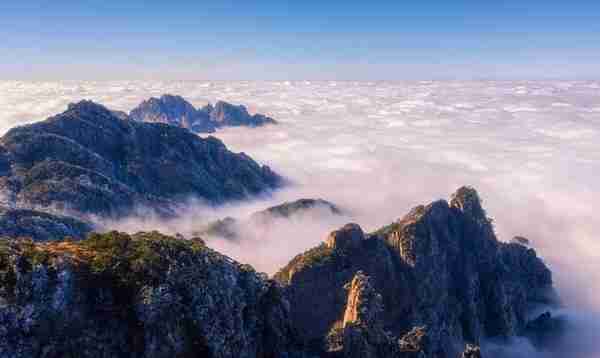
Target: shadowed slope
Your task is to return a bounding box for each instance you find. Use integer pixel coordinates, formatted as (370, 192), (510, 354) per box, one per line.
(0, 100), (282, 218)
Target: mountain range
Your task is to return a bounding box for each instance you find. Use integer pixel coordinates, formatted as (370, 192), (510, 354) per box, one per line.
(129, 94), (277, 133)
(0, 102), (564, 357)
(0, 187), (562, 358)
(0, 100), (281, 219)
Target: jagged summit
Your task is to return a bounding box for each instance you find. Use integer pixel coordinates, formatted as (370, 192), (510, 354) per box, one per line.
(326, 223), (364, 250)
(129, 94), (277, 133)
(129, 94), (215, 133)
(450, 186), (488, 221)
(0, 188), (562, 357)
(276, 187), (557, 357)
(209, 100), (276, 127)
(0, 101), (282, 221)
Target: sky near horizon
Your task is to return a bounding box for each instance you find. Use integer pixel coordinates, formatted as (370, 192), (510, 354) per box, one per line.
(1, 0), (599, 80)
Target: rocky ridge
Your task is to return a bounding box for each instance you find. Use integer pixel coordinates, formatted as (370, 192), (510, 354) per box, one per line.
(129, 95), (277, 133)
(0, 100), (281, 219)
(275, 187), (559, 357)
(0, 187), (563, 357)
(197, 198), (343, 240)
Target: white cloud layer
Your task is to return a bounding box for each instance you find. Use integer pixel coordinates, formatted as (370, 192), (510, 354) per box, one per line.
(1, 80), (599, 355)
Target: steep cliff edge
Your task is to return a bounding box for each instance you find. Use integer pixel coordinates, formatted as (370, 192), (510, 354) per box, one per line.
(275, 187), (558, 357)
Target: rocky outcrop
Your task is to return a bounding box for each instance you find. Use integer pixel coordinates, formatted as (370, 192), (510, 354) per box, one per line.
(0, 231), (306, 358)
(209, 101), (277, 128)
(129, 94), (216, 133)
(341, 271), (402, 358)
(0, 206), (93, 241)
(0, 100), (281, 218)
(325, 224), (363, 251)
(129, 95), (276, 133)
(196, 198), (343, 240)
(250, 198), (342, 226)
(276, 187), (557, 357)
(0, 187), (562, 357)
(274, 219), (411, 352)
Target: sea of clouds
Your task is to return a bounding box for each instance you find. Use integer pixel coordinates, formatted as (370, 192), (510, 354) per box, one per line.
(1, 80), (599, 355)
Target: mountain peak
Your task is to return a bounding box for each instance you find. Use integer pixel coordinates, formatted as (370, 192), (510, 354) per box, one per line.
(326, 223), (364, 250)
(129, 94), (277, 133)
(67, 100), (113, 115)
(0, 101), (282, 219)
(450, 186), (487, 220)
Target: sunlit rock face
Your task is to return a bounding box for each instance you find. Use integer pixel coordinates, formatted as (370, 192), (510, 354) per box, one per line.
(341, 271), (402, 358)
(129, 95), (276, 133)
(0, 100), (281, 219)
(276, 187), (556, 358)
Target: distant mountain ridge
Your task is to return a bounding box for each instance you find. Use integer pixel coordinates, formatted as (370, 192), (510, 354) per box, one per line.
(0, 100), (282, 219)
(129, 94), (277, 133)
(197, 198), (343, 240)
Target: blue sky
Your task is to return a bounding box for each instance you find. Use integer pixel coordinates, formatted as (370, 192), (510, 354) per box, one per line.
(1, 0), (599, 80)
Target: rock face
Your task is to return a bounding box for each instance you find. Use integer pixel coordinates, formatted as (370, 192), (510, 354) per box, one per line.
(0, 100), (281, 218)
(0, 187), (561, 358)
(341, 271), (401, 358)
(129, 94), (216, 133)
(325, 224), (364, 251)
(129, 95), (276, 133)
(275, 187), (556, 357)
(209, 101), (277, 128)
(0, 207), (93, 241)
(0, 231), (305, 358)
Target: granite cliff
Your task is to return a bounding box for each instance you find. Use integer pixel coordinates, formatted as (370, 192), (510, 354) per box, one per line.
(0, 188), (562, 357)
(275, 187), (559, 357)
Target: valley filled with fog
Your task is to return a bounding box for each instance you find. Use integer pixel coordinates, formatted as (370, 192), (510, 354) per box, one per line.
(1, 80), (599, 355)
